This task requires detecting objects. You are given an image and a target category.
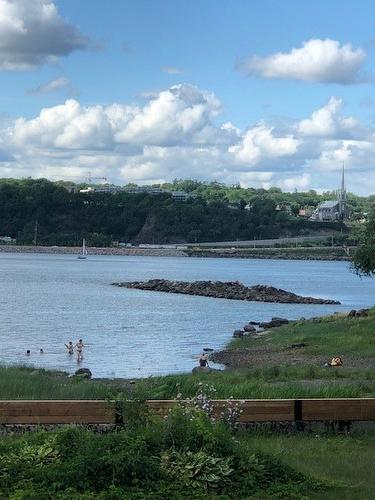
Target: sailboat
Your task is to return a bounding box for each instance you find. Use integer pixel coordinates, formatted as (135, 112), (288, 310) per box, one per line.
(78, 238), (88, 259)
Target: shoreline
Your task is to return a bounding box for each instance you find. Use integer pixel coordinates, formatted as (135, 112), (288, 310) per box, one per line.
(0, 244), (351, 261)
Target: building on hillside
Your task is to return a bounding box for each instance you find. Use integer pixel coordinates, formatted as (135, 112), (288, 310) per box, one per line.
(171, 191), (189, 201)
(310, 164), (349, 222)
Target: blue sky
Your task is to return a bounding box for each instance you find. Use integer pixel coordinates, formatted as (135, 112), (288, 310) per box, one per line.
(1, 0), (375, 193)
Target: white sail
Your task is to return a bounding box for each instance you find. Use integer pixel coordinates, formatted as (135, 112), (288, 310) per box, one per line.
(78, 238), (87, 259)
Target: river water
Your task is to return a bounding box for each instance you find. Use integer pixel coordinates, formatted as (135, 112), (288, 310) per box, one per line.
(1, 253), (374, 378)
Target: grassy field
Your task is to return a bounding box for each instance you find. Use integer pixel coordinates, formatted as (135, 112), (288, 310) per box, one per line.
(241, 431), (375, 499)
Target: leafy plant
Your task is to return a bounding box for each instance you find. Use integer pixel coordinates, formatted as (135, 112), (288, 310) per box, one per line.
(161, 449), (233, 490)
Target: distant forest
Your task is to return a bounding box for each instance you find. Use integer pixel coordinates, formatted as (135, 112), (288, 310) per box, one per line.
(0, 178), (372, 246)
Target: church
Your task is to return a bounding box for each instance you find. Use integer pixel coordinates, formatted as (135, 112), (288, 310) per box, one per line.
(310, 164), (349, 222)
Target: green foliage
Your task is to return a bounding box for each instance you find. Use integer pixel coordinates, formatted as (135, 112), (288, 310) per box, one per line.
(160, 449), (233, 490)
(352, 206), (375, 276)
(0, 412), (322, 499)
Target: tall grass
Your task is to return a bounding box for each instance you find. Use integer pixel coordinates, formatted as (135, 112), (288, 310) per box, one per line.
(134, 366), (375, 400)
(0, 366), (112, 400)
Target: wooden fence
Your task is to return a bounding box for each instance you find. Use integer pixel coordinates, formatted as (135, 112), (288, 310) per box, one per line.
(0, 399), (374, 425)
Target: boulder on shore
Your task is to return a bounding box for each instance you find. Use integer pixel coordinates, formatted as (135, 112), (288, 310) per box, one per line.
(192, 366), (216, 374)
(243, 324), (256, 333)
(74, 368), (92, 379)
(233, 329), (244, 338)
(113, 279), (340, 305)
(259, 318), (289, 329)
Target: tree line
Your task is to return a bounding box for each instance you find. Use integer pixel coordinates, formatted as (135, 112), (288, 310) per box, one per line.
(0, 178), (360, 246)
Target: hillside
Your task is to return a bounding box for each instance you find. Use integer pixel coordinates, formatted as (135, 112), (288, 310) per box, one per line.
(0, 178), (369, 246)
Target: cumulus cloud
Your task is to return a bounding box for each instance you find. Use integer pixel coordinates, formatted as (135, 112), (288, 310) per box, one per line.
(9, 84), (223, 150)
(1, 86), (375, 194)
(28, 76), (74, 95)
(228, 123), (299, 165)
(0, 0), (89, 70)
(298, 97), (359, 138)
(241, 39), (366, 84)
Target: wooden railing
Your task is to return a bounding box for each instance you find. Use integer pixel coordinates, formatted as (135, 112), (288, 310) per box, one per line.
(0, 399), (374, 425)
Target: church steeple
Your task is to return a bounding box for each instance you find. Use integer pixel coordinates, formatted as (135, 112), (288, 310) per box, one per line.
(338, 161), (347, 220)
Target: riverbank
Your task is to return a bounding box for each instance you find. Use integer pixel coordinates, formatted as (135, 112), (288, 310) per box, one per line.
(0, 244), (187, 257)
(187, 246), (352, 260)
(0, 244), (352, 261)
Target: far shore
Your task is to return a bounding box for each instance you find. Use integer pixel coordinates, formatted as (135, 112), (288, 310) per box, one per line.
(0, 244), (351, 261)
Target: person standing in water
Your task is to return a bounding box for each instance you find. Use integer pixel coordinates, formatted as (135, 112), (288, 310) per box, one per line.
(75, 339), (84, 362)
(65, 341), (74, 355)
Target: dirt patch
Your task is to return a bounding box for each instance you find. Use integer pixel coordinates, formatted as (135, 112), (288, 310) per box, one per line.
(210, 345), (375, 369)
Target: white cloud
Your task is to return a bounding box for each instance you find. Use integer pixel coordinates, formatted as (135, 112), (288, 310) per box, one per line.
(0, 0), (89, 70)
(241, 39), (366, 84)
(28, 76), (74, 95)
(282, 173), (311, 190)
(1, 86), (375, 194)
(228, 123), (299, 165)
(298, 97), (359, 138)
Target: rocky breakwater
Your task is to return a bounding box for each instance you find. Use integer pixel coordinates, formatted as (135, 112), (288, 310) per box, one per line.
(112, 279), (340, 304)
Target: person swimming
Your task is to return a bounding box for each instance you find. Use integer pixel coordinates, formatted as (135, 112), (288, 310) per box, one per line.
(40, 348), (44, 354)
(26, 350), (30, 356)
(65, 341), (74, 355)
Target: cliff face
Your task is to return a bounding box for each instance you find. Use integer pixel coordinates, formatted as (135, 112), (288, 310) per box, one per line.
(113, 279), (340, 305)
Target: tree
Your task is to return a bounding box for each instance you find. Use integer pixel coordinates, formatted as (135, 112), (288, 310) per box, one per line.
(352, 208), (375, 276)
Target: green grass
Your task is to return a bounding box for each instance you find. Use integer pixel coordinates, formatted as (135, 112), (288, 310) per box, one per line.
(230, 307), (375, 358)
(133, 366), (375, 400)
(240, 431), (375, 499)
(0, 366), (113, 400)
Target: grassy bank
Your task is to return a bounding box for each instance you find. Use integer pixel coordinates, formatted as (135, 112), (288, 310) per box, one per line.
(229, 308), (375, 357)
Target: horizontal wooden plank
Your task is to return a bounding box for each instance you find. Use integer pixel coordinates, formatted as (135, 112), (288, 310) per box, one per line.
(0, 401), (114, 417)
(302, 399), (375, 421)
(0, 415), (115, 424)
(0, 399), (373, 424)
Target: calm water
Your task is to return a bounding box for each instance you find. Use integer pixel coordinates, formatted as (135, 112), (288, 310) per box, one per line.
(1, 253), (374, 378)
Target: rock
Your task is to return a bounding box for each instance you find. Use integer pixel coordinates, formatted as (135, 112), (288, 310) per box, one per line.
(203, 348), (214, 352)
(356, 308), (369, 317)
(233, 329), (244, 338)
(249, 321), (260, 325)
(243, 324), (256, 333)
(113, 279), (340, 304)
(348, 310), (357, 317)
(271, 317), (289, 325)
(289, 343), (307, 349)
(192, 366), (216, 374)
(259, 318), (290, 329)
(74, 368), (92, 379)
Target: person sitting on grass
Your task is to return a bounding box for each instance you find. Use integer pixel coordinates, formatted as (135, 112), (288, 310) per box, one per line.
(325, 356), (343, 367)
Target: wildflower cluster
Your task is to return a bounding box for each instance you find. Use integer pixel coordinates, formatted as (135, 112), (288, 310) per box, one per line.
(220, 396), (244, 430)
(175, 382), (244, 428)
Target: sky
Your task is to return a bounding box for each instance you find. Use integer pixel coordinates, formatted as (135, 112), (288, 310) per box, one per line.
(1, 0), (375, 194)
